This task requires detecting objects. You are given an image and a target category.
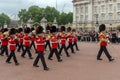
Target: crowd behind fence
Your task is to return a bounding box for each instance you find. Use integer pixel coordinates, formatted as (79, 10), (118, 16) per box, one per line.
(77, 30), (120, 43)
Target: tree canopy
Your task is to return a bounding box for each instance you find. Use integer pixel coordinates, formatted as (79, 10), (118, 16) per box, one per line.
(18, 6), (73, 25)
(0, 13), (11, 27)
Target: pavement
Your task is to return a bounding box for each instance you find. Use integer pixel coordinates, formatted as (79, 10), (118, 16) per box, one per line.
(0, 42), (120, 80)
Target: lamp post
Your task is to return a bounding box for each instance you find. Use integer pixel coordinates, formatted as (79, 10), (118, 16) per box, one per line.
(95, 14), (99, 32)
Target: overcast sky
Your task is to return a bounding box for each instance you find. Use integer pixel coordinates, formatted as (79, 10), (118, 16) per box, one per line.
(0, 0), (73, 20)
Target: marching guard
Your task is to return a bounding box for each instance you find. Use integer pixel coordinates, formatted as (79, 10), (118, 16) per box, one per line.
(0, 28), (9, 57)
(17, 28), (24, 52)
(58, 26), (70, 57)
(33, 26), (49, 71)
(97, 24), (114, 61)
(48, 26), (62, 62)
(6, 28), (19, 65)
(66, 27), (75, 53)
(21, 27), (33, 59)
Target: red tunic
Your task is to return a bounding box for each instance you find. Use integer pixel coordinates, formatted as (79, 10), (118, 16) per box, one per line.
(9, 36), (16, 51)
(51, 36), (58, 49)
(36, 37), (45, 52)
(73, 35), (77, 42)
(1, 35), (8, 46)
(99, 32), (107, 46)
(67, 35), (73, 43)
(60, 35), (66, 45)
(23, 34), (31, 47)
(19, 33), (24, 43)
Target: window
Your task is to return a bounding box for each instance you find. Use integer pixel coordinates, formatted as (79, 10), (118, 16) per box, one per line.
(85, 15), (88, 21)
(94, 6), (97, 13)
(85, 6), (88, 13)
(80, 15), (83, 22)
(76, 7), (79, 14)
(109, 14), (113, 20)
(80, 7), (84, 13)
(101, 5), (105, 12)
(117, 3), (120, 10)
(109, 4), (113, 11)
(117, 13), (120, 20)
(101, 14), (105, 20)
(76, 16), (79, 23)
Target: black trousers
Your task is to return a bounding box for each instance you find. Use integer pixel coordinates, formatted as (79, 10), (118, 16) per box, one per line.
(73, 42), (79, 50)
(48, 49), (61, 61)
(58, 45), (69, 56)
(45, 41), (51, 51)
(33, 51), (48, 69)
(17, 43), (24, 52)
(67, 43), (74, 53)
(97, 46), (112, 60)
(6, 50), (18, 63)
(21, 46), (32, 58)
(0, 45), (8, 56)
(30, 41), (36, 51)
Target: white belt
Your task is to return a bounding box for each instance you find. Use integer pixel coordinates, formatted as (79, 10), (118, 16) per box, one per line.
(36, 43), (44, 45)
(9, 43), (16, 46)
(61, 39), (66, 40)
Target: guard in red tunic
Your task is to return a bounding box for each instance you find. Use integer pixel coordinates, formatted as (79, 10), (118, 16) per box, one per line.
(6, 28), (19, 65)
(58, 26), (70, 57)
(48, 26), (62, 62)
(0, 28), (9, 57)
(97, 24), (114, 61)
(30, 28), (36, 52)
(66, 27), (75, 53)
(73, 31), (79, 51)
(17, 28), (24, 52)
(33, 26), (49, 71)
(21, 27), (33, 59)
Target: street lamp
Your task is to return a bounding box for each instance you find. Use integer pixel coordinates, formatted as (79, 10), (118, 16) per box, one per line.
(95, 14), (99, 32)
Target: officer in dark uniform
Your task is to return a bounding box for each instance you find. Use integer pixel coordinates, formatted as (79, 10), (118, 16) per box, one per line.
(97, 24), (114, 61)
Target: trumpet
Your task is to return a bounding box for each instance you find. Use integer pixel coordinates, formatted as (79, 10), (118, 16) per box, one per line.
(3, 31), (9, 38)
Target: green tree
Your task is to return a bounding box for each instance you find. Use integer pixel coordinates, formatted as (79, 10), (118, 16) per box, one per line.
(18, 9), (29, 23)
(0, 13), (11, 27)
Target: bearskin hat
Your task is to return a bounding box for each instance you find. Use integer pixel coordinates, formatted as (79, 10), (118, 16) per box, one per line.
(0, 28), (4, 33)
(31, 27), (34, 32)
(61, 26), (66, 32)
(99, 24), (106, 32)
(9, 28), (16, 35)
(18, 28), (23, 33)
(67, 27), (71, 32)
(50, 26), (57, 33)
(46, 25), (50, 31)
(24, 27), (31, 33)
(36, 26), (43, 34)
(3, 28), (8, 33)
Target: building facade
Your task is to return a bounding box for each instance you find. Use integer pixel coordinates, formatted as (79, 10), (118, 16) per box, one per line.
(73, 0), (120, 30)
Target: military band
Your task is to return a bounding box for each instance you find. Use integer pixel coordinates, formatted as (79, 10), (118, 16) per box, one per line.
(2, 23), (115, 72)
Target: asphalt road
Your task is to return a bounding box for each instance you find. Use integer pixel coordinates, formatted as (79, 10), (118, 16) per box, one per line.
(0, 42), (120, 80)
